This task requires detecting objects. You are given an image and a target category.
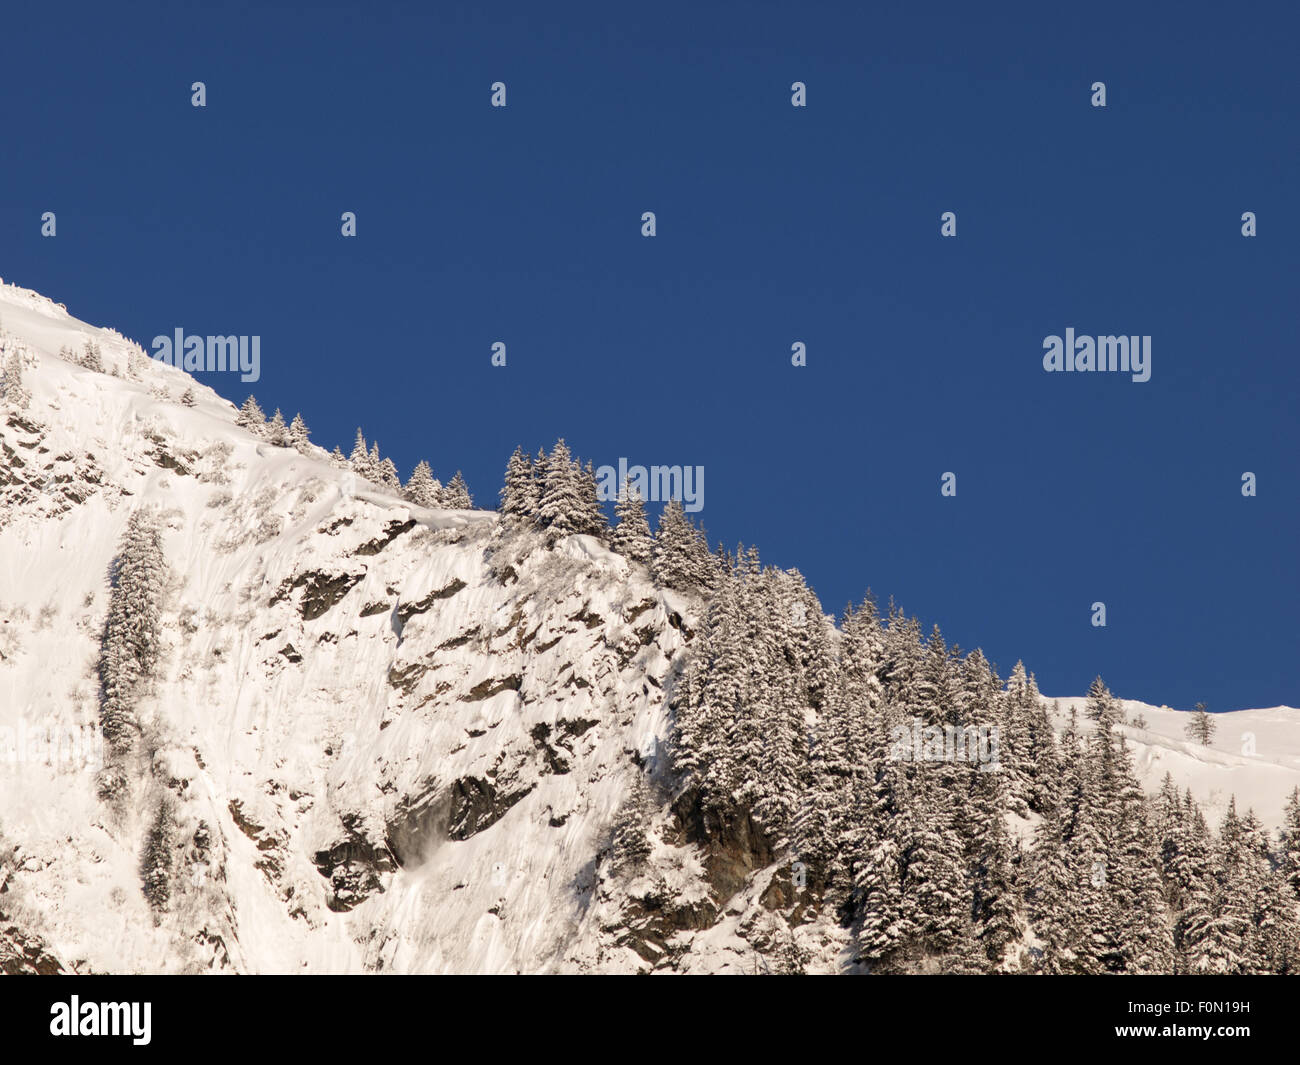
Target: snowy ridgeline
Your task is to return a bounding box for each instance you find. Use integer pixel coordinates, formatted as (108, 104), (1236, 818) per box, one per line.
(1, 280), (1298, 976)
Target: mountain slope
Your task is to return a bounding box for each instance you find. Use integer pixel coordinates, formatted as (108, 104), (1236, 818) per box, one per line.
(1, 278), (1296, 973)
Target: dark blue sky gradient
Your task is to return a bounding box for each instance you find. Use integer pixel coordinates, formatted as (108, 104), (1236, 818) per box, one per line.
(3, 0), (1297, 710)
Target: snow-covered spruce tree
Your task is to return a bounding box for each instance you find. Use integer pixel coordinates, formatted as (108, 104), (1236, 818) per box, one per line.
(287, 412), (311, 452)
(675, 549), (775, 829)
(404, 460), (443, 508)
(499, 446), (539, 522)
(853, 759), (909, 968)
(140, 795), (176, 912)
(1027, 706), (1087, 973)
(236, 395), (266, 435)
(1152, 776), (1188, 905)
(378, 456), (401, 491)
(999, 661), (1036, 815)
(673, 557), (744, 808)
(968, 765), (1019, 964)
(1251, 832), (1300, 974)
(652, 498), (715, 592)
(1181, 799), (1252, 973)
(576, 461), (608, 537)
(79, 340), (104, 373)
(1003, 662), (1057, 816)
(676, 554), (831, 864)
(709, 556), (778, 821)
(265, 408), (288, 446)
(755, 570), (832, 841)
(879, 609), (926, 722)
(1282, 787), (1300, 902)
(1025, 782), (1073, 971)
(536, 439), (585, 538)
(1165, 787), (1215, 968)
(180, 387), (196, 407)
(440, 471), (473, 509)
(897, 769), (972, 963)
(1184, 702), (1216, 745)
(1029, 679), (1176, 974)
(609, 478), (652, 564)
(610, 774), (653, 874)
(1075, 679), (1172, 973)
(1111, 738), (1177, 972)
(0, 350), (30, 410)
(804, 597), (883, 900)
(127, 346), (147, 380)
(329, 445), (348, 469)
(99, 510), (167, 760)
(348, 428), (374, 479)
(1062, 756), (1118, 974)
(1237, 809), (1300, 973)
(920, 626), (961, 726)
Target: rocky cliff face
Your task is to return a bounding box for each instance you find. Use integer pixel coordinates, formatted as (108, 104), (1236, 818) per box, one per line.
(0, 281), (838, 974)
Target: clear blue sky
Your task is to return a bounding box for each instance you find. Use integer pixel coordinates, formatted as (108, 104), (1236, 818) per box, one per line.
(4, 0), (1297, 711)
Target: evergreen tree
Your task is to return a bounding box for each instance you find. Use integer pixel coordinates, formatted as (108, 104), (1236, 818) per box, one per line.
(829, 598), (884, 864)
(1154, 774), (1197, 912)
(378, 456), (401, 490)
(1168, 789), (1216, 969)
(611, 774), (653, 874)
(328, 445), (348, 469)
(287, 412), (311, 452)
(880, 610), (928, 723)
(1029, 707), (1094, 973)
(1254, 862), (1300, 974)
(80, 340), (104, 373)
(1281, 787), (1300, 901)
(499, 446), (538, 521)
(968, 767), (1018, 963)
(673, 561), (744, 801)
(127, 346), (147, 380)
(404, 460), (443, 508)
(265, 408), (288, 446)
(898, 771), (970, 960)
(1111, 740), (1176, 972)
(652, 499), (714, 592)
(348, 428), (372, 479)
(441, 471), (473, 509)
(1002, 661), (1048, 815)
(236, 395), (266, 435)
(349, 429), (366, 462)
(854, 760), (909, 967)
(0, 351), (30, 410)
(140, 796), (176, 910)
(536, 439), (585, 537)
(180, 387), (196, 407)
(1182, 800), (1253, 973)
(610, 479), (653, 564)
(575, 460), (608, 537)
(99, 510), (167, 757)
(1185, 702), (1217, 745)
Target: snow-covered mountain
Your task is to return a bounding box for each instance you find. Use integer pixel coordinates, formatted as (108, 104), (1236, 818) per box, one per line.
(1, 278), (1296, 974)
(1043, 698), (1300, 833)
